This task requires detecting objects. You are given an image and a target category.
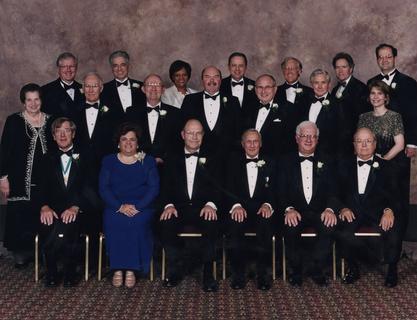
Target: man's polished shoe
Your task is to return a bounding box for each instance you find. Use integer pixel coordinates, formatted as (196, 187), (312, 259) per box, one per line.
(342, 268), (360, 285)
(163, 274), (181, 288)
(230, 273), (246, 290)
(202, 276), (218, 292)
(288, 273), (303, 287)
(311, 272), (328, 287)
(45, 274), (59, 288)
(63, 273), (79, 287)
(384, 264), (398, 288)
(257, 274), (271, 291)
(14, 262), (29, 270)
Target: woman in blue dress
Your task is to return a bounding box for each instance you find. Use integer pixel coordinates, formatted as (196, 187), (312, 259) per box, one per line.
(99, 122), (159, 288)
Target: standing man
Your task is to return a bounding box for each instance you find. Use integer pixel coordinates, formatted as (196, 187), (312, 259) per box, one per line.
(226, 129), (276, 290)
(42, 52), (83, 120)
(331, 52), (370, 155)
(101, 50), (146, 123)
(159, 119), (221, 292)
(181, 66), (241, 158)
(338, 128), (401, 287)
(367, 44), (417, 236)
(127, 74), (182, 166)
(278, 121), (339, 286)
(220, 52), (256, 112)
(276, 57), (313, 105)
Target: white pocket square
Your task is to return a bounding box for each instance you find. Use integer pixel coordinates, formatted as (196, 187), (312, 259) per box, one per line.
(273, 118), (282, 122)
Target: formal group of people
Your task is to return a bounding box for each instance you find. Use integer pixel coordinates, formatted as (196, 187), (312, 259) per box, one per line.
(1, 43), (416, 292)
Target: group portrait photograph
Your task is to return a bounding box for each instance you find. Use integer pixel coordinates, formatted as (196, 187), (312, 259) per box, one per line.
(1, 0), (417, 319)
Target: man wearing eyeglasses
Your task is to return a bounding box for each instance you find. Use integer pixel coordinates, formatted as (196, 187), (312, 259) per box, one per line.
(278, 121), (339, 287)
(338, 127), (401, 287)
(101, 50), (146, 124)
(367, 43), (417, 240)
(41, 52), (83, 120)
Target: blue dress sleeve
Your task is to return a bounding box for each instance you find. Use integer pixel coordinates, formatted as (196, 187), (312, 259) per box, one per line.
(131, 156), (160, 211)
(99, 155), (122, 211)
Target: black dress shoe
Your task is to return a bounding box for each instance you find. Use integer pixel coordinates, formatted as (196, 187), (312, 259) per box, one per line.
(202, 276), (218, 292)
(45, 274), (59, 288)
(14, 262), (29, 270)
(342, 269), (360, 284)
(230, 273), (246, 290)
(63, 274), (79, 287)
(288, 274), (303, 287)
(163, 273), (181, 288)
(311, 272), (328, 287)
(257, 275), (271, 291)
(384, 264), (398, 288)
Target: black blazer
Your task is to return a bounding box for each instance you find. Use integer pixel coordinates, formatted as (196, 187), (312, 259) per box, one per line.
(126, 103), (182, 160)
(225, 152), (276, 214)
(331, 76), (371, 154)
(41, 78), (83, 120)
(338, 156), (400, 224)
(181, 91), (242, 156)
(38, 148), (98, 215)
(243, 99), (299, 158)
(220, 76), (257, 112)
(277, 152), (340, 215)
(368, 71), (417, 145)
(101, 78), (146, 124)
(159, 152), (222, 215)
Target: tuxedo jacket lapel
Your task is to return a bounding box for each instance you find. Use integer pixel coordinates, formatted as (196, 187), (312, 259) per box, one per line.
(363, 165), (378, 199)
(66, 155), (79, 190)
(54, 153), (67, 190)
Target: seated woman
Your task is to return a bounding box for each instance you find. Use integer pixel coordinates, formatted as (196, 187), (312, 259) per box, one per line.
(161, 60), (197, 108)
(99, 123), (159, 288)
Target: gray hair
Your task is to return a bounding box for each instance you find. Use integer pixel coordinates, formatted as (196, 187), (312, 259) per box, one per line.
(281, 57), (303, 71)
(255, 74), (277, 86)
(309, 68), (331, 83)
(83, 72), (103, 85)
(109, 50), (130, 65)
(56, 52), (78, 67)
(51, 117), (76, 135)
(296, 121), (320, 136)
(241, 128), (262, 143)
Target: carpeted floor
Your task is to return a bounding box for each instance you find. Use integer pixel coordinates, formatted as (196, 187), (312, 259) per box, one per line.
(0, 253), (417, 320)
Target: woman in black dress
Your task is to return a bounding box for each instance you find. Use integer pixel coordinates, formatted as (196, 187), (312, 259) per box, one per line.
(0, 83), (50, 267)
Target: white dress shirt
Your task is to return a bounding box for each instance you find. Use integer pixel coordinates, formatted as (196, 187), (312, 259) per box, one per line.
(85, 101), (99, 138)
(60, 146), (74, 186)
(185, 150), (199, 199)
(61, 80), (75, 101)
(381, 69), (396, 86)
(246, 157), (259, 198)
(285, 82), (298, 103)
(308, 94), (328, 123)
(336, 75), (351, 98)
(300, 152), (314, 204)
(162, 85), (197, 109)
(231, 78), (244, 106)
(203, 91), (221, 131)
(357, 156), (373, 194)
(255, 101), (272, 131)
(147, 103), (160, 143)
(116, 78), (132, 112)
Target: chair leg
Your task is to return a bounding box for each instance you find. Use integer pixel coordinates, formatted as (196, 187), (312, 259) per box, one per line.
(84, 235), (89, 281)
(332, 242), (336, 281)
(161, 248), (166, 280)
(272, 236), (276, 280)
(150, 257), (154, 281)
(222, 237), (226, 280)
(213, 261), (217, 280)
(341, 258), (345, 278)
(98, 233), (104, 281)
(35, 234), (39, 282)
(282, 237), (286, 281)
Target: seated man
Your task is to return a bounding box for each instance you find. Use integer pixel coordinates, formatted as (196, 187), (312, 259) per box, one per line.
(39, 117), (95, 287)
(226, 129), (276, 290)
(159, 119), (221, 292)
(278, 121), (339, 286)
(338, 127), (401, 287)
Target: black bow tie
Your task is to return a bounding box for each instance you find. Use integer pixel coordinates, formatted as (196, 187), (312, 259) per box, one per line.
(62, 82), (75, 91)
(204, 93), (219, 100)
(286, 82), (298, 89)
(340, 81), (347, 87)
(382, 74), (390, 80)
(85, 103), (99, 110)
(299, 156), (314, 163)
(59, 149), (73, 157)
(358, 160), (373, 167)
(116, 80), (128, 87)
(259, 103), (270, 110)
(232, 81), (244, 87)
(185, 152), (199, 158)
(147, 106), (160, 113)
(313, 96), (325, 103)
(245, 158), (259, 164)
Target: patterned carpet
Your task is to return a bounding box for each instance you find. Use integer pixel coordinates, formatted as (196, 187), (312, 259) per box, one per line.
(0, 253), (417, 320)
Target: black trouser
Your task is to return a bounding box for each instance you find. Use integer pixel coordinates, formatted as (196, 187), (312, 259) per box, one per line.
(284, 210), (336, 273)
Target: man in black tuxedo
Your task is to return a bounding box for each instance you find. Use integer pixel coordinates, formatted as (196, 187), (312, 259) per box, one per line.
(159, 119), (221, 292)
(367, 43), (417, 237)
(278, 121), (339, 286)
(243, 74), (299, 158)
(276, 57), (313, 106)
(39, 118), (96, 287)
(338, 128), (401, 287)
(41, 52), (83, 120)
(226, 129), (276, 290)
(101, 50), (146, 124)
(300, 69), (346, 157)
(181, 66), (242, 158)
(220, 52), (256, 112)
(126, 74), (182, 167)
(331, 52), (371, 155)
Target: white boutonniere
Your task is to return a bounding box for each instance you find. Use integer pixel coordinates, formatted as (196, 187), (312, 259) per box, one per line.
(223, 97), (228, 104)
(134, 151), (146, 164)
(100, 105), (109, 113)
(295, 88), (303, 94)
(198, 157), (206, 166)
(72, 153), (80, 161)
(79, 88), (84, 94)
(391, 82), (397, 89)
(256, 159), (266, 168)
(265, 176), (270, 188)
(317, 161), (324, 169)
(271, 103), (279, 111)
(159, 109), (167, 117)
(131, 82), (140, 89)
(322, 99), (330, 106)
(372, 161), (380, 169)
(336, 91), (343, 99)
(247, 84), (254, 91)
